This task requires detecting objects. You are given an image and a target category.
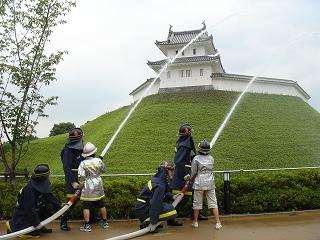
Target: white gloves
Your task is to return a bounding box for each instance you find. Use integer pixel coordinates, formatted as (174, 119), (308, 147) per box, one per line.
(149, 224), (157, 232)
(71, 182), (80, 189)
(173, 193), (184, 200)
(184, 174), (191, 181)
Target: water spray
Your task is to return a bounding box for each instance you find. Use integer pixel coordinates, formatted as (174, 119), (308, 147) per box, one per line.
(209, 30), (318, 148)
(210, 76), (256, 148)
(100, 62), (168, 157)
(100, 12), (238, 158)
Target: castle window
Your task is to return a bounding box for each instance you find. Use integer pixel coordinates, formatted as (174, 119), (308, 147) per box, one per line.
(180, 70), (184, 78)
(200, 69), (204, 76)
(167, 71), (171, 79)
(182, 50), (184, 56)
(176, 50), (179, 55)
(186, 70), (191, 77)
(193, 49), (196, 55)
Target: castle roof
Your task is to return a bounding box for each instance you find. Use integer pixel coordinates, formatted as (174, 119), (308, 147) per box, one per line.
(129, 78), (160, 96)
(155, 23), (217, 55)
(212, 73), (311, 100)
(156, 29), (211, 45)
(147, 55), (224, 73)
(147, 55), (220, 66)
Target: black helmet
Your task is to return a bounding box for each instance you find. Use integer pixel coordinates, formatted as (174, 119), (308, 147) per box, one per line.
(178, 123), (192, 136)
(32, 164), (50, 180)
(68, 128), (83, 142)
(31, 164), (52, 193)
(159, 161), (174, 170)
(198, 139), (211, 154)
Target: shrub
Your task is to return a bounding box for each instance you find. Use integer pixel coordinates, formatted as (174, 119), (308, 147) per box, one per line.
(1, 170), (320, 220)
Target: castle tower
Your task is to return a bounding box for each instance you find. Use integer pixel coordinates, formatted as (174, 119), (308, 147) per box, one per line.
(148, 22), (224, 93)
(129, 23), (310, 102)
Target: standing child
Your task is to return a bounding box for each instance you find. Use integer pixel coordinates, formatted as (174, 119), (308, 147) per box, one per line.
(190, 139), (222, 229)
(78, 142), (108, 232)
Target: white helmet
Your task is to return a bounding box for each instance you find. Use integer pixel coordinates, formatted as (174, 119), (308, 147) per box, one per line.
(82, 142), (97, 157)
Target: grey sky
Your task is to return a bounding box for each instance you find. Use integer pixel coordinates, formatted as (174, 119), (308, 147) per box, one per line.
(37, 0), (320, 137)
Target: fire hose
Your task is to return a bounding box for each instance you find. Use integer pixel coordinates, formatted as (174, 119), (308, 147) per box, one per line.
(0, 189), (81, 239)
(105, 178), (193, 240)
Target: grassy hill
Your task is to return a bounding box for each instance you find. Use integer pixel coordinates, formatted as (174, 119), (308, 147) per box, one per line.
(12, 90), (320, 174)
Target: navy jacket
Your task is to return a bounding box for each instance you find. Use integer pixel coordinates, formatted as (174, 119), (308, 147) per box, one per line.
(171, 135), (196, 190)
(9, 181), (61, 232)
(61, 146), (83, 195)
(135, 169), (174, 225)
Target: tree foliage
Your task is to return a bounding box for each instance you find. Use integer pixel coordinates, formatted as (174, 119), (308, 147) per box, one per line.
(0, 0), (75, 179)
(49, 122), (75, 136)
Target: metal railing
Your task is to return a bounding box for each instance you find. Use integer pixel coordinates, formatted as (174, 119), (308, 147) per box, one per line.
(1, 166), (319, 179)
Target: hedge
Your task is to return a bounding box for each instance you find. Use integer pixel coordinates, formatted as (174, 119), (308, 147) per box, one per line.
(1, 170), (320, 220)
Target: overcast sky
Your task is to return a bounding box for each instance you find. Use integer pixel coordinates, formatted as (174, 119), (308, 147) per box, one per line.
(37, 0), (320, 137)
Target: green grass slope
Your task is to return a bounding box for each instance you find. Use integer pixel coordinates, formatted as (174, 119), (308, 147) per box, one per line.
(15, 90), (320, 174)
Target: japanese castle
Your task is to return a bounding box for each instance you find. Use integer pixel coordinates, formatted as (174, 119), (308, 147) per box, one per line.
(129, 22), (310, 102)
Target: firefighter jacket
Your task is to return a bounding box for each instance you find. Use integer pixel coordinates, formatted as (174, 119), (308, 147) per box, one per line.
(78, 157), (105, 201)
(191, 154), (215, 190)
(135, 168), (177, 225)
(61, 146), (83, 196)
(8, 181), (61, 232)
(171, 135), (196, 192)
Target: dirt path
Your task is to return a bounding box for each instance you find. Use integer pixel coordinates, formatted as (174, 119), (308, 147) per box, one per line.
(1, 211), (320, 240)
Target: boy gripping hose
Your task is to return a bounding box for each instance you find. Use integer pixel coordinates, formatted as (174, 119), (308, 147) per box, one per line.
(78, 142), (108, 232)
(189, 139), (222, 229)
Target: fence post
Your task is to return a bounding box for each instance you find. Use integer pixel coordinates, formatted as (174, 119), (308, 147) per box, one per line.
(223, 172), (231, 214)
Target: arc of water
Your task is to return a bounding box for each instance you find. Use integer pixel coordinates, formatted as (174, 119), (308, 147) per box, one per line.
(209, 29), (319, 148)
(100, 13), (238, 158)
(210, 76), (256, 148)
(100, 32), (206, 157)
(100, 62), (168, 157)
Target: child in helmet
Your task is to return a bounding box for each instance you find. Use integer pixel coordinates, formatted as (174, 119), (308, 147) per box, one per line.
(171, 123), (208, 221)
(134, 161), (179, 233)
(171, 123), (196, 195)
(60, 127), (84, 231)
(78, 142), (108, 232)
(6, 164), (62, 238)
(190, 139), (222, 229)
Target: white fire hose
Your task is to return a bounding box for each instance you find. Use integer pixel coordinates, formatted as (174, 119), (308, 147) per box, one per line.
(0, 190), (81, 239)
(105, 184), (186, 240)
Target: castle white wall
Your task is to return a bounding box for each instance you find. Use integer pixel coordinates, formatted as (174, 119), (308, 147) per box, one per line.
(212, 78), (307, 101)
(167, 46), (206, 58)
(131, 81), (160, 102)
(159, 64), (212, 89)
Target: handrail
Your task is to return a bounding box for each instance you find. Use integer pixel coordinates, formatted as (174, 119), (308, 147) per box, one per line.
(214, 166), (320, 173)
(1, 166), (319, 179)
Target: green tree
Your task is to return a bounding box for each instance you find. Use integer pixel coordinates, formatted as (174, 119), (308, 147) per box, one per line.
(49, 122), (75, 136)
(0, 0), (76, 180)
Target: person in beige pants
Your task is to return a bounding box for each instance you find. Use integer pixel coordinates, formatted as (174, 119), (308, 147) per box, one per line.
(190, 139), (222, 229)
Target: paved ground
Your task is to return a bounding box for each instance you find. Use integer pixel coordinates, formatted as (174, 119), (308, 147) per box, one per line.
(1, 211), (320, 240)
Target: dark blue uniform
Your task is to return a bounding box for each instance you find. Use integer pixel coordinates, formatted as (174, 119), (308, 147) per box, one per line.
(60, 135), (84, 229)
(61, 146), (83, 197)
(7, 179), (61, 234)
(135, 168), (177, 226)
(171, 135), (196, 195)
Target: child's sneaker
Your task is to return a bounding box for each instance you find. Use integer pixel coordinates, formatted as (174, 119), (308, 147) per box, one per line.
(100, 219), (109, 229)
(80, 223), (92, 232)
(192, 222), (199, 228)
(215, 222), (222, 230)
